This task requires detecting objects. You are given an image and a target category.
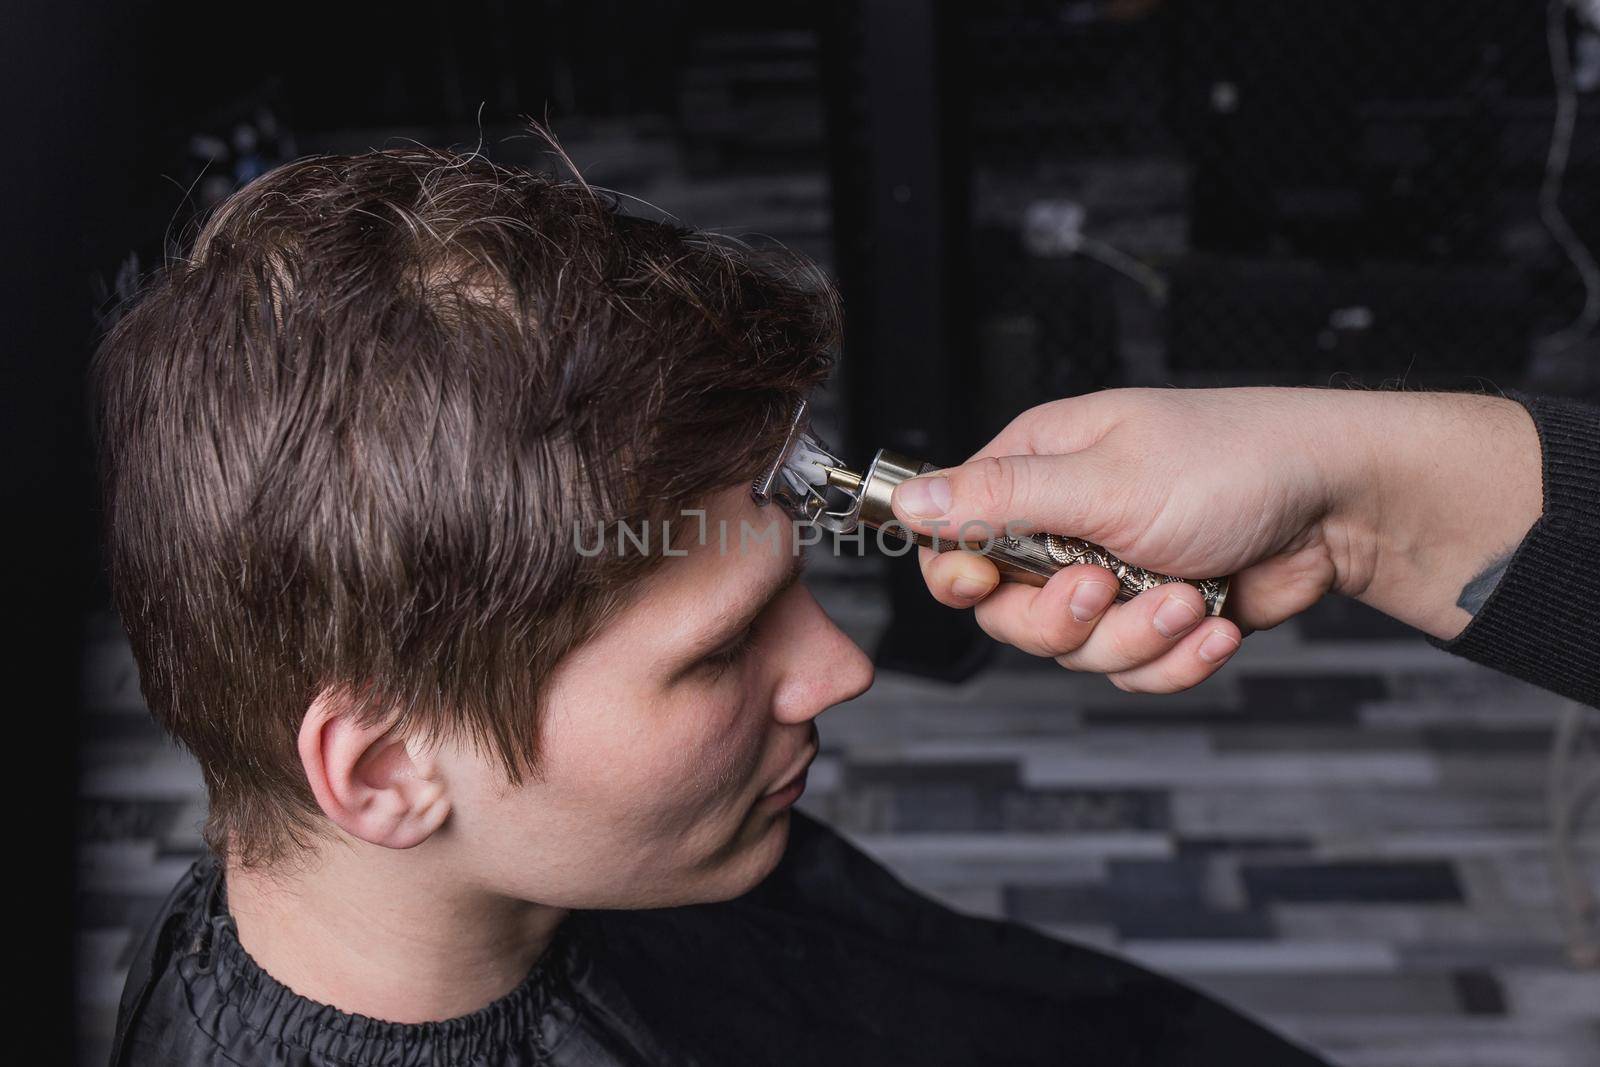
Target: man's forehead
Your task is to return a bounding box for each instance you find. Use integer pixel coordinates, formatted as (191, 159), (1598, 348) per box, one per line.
(598, 486), (801, 642)
(656, 486), (798, 589)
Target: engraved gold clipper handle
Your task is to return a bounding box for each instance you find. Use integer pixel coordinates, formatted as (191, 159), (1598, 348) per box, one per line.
(847, 449), (1231, 617)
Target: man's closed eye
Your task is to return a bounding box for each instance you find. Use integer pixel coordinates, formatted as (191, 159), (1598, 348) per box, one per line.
(702, 625), (758, 678)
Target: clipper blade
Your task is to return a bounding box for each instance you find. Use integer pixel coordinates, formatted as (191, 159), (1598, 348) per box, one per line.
(751, 399), (812, 505)
(751, 399), (847, 517)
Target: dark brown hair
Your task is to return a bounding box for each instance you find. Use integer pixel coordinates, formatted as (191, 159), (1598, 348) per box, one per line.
(94, 145), (837, 866)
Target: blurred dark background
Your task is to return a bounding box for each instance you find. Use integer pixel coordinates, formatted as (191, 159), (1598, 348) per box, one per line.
(11, 2), (1598, 1063)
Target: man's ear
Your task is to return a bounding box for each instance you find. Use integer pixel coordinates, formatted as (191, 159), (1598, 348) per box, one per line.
(298, 688), (451, 849)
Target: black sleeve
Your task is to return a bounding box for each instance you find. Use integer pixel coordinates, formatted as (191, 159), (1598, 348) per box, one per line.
(1424, 389), (1600, 708)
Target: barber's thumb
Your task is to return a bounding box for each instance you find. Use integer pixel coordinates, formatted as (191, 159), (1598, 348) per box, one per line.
(890, 453), (1093, 539)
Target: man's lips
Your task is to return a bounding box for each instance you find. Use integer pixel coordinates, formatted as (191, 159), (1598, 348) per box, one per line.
(761, 744), (818, 808)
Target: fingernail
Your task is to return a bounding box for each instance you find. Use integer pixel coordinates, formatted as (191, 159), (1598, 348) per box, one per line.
(1197, 630), (1240, 664)
(895, 476), (952, 519)
(1070, 580), (1116, 622)
(1153, 595), (1202, 638)
(951, 575), (994, 601)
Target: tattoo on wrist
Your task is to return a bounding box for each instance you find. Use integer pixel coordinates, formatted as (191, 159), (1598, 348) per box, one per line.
(1456, 549), (1514, 616)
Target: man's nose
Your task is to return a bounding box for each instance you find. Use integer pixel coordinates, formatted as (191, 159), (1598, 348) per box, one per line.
(771, 589), (874, 725)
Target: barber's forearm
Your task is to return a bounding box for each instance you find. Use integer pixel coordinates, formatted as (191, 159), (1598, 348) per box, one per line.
(1320, 391), (1544, 641)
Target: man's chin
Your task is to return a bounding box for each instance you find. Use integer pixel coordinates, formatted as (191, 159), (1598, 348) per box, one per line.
(699, 808), (792, 904)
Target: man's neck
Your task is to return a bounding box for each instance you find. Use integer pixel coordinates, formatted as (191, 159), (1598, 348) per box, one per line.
(225, 844), (567, 1024)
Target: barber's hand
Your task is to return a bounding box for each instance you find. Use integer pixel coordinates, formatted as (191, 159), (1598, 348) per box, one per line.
(889, 386), (1541, 694)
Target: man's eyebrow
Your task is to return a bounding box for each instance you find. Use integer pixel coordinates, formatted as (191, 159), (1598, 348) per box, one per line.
(687, 552), (809, 659)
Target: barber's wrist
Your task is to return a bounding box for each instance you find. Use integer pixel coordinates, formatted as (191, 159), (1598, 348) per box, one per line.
(1317, 391), (1542, 639)
(1305, 388), (1391, 602)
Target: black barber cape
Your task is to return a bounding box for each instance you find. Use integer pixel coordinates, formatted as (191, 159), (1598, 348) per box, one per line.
(111, 812), (1329, 1066)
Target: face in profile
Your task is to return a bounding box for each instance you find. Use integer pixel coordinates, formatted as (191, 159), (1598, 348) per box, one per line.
(433, 485), (875, 908)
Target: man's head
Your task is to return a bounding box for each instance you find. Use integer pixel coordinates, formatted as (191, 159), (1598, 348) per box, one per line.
(95, 146), (872, 904)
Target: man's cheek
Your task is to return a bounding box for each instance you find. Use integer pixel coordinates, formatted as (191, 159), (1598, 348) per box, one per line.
(699, 698), (770, 789)
(646, 724), (759, 824)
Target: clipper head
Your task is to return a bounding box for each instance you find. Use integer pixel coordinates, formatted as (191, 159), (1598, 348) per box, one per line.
(750, 399), (863, 532)
(751, 399), (814, 506)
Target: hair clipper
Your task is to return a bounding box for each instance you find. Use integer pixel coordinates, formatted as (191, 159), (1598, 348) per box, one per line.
(752, 400), (1230, 617)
